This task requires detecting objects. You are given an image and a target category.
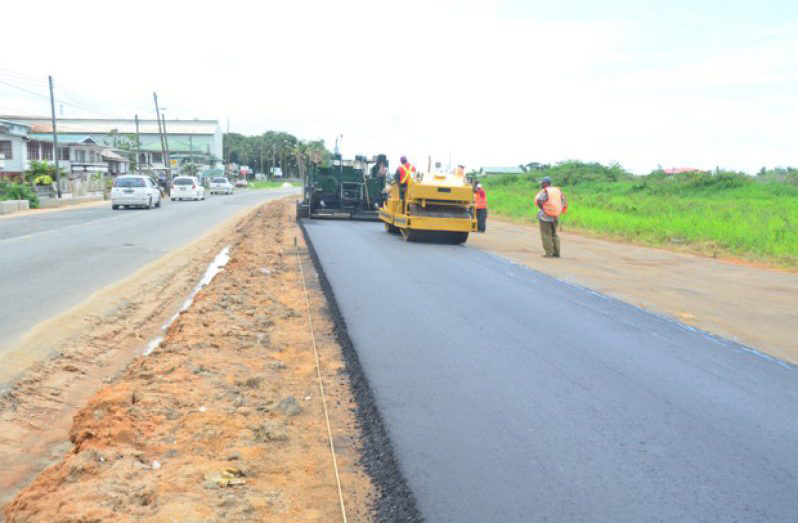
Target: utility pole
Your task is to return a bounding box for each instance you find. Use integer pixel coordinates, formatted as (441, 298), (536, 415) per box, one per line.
(134, 114), (141, 174)
(161, 114), (171, 179)
(153, 92), (168, 178)
(224, 119), (231, 178)
(189, 134), (193, 175)
(271, 144), (275, 180)
(259, 139), (264, 179)
(48, 75), (62, 198)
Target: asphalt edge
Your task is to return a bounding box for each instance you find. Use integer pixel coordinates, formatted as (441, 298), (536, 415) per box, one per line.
(297, 218), (424, 523)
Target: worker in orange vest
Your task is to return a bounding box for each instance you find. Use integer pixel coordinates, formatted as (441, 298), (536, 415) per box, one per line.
(474, 183), (488, 232)
(394, 156), (416, 207)
(534, 176), (568, 257)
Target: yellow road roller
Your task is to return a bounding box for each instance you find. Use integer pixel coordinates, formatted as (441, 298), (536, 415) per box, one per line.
(379, 170), (476, 243)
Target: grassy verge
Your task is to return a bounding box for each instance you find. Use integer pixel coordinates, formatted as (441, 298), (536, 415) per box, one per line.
(482, 163), (798, 267)
(248, 180), (300, 189)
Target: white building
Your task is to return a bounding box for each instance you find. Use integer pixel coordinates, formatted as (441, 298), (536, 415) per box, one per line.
(0, 119), (32, 177)
(0, 116), (223, 175)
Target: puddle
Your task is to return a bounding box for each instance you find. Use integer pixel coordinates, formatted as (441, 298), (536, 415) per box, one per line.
(144, 246), (231, 355)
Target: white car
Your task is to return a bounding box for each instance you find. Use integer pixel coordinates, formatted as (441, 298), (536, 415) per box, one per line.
(111, 175), (162, 210)
(171, 176), (205, 201)
(210, 177), (234, 195)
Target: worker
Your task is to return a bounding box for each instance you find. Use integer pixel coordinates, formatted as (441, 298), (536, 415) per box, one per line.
(534, 176), (568, 258)
(455, 164), (465, 177)
(394, 156), (416, 207)
(474, 183), (488, 232)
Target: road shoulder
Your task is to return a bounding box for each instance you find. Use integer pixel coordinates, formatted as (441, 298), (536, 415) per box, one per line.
(3, 199), (377, 521)
(469, 218), (798, 365)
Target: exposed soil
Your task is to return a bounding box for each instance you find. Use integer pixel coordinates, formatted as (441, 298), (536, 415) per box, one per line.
(469, 218), (798, 365)
(0, 203), (255, 513)
(3, 200), (377, 521)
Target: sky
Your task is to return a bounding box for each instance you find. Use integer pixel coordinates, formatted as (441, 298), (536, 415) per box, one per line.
(1, 0), (796, 173)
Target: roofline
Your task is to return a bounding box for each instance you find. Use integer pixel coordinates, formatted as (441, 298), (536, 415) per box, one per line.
(0, 115), (220, 124)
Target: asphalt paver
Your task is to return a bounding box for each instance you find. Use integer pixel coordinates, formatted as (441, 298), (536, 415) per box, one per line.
(302, 219), (798, 523)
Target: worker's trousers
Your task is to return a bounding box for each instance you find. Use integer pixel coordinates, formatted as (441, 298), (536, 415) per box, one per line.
(539, 219), (560, 257)
(476, 209), (488, 232)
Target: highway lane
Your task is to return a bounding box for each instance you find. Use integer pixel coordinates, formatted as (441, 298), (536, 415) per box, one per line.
(0, 188), (298, 348)
(302, 219), (798, 523)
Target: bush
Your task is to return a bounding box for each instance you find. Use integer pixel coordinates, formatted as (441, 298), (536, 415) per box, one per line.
(0, 182), (40, 208)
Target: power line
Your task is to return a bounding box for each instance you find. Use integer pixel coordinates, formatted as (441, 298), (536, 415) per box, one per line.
(0, 78), (118, 118)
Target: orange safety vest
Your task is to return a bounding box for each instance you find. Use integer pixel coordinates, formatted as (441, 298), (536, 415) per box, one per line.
(535, 187), (563, 217)
(400, 163), (415, 184)
(474, 189), (487, 209)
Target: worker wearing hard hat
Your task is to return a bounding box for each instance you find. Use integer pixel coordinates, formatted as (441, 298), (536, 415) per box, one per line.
(395, 156), (416, 206)
(474, 183), (488, 232)
(534, 176), (568, 257)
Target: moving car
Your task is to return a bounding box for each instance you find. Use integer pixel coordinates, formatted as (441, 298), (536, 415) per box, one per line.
(171, 176), (205, 201)
(111, 175), (162, 210)
(235, 179), (249, 188)
(210, 177), (234, 195)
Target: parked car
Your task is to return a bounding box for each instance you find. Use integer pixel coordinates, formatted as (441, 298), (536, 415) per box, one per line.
(235, 179), (249, 188)
(171, 176), (206, 201)
(111, 175), (162, 210)
(210, 177), (234, 195)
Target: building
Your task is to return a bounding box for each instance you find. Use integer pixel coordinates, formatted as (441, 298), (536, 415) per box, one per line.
(0, 116), (223, 175)
(481, 166), (524, 175)
(0, 119), (32, 177)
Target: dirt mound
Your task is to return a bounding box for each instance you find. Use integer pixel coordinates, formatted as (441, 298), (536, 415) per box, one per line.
(4, 200), (375, 522)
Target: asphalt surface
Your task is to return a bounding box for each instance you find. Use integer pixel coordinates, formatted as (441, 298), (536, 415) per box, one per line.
(0, 188), (297, 350)
(302, 219), (798, 523)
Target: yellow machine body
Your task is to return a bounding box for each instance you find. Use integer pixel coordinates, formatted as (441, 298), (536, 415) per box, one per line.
(379, 171), (476, 243)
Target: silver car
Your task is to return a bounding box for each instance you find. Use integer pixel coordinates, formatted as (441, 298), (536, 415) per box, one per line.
(210, 177), (234, 195)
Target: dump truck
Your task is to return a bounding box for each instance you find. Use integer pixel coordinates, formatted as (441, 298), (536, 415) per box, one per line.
(379, 168), (476, 243)
(296, 154), (388, 220)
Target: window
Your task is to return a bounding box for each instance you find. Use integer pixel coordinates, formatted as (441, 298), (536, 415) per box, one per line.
(114, 177), (145, 188)
(59, 147), (69, 161)
(41, 142), (53, 161)
(138, 153), (147, 164)
(89, 150), (96, 163)
(173, 178), (194, 185)
(75, 149), (86, 163)
(152, 152), (163, 163)
(0, 141), (12, 160)
(27, 141), (39, 160)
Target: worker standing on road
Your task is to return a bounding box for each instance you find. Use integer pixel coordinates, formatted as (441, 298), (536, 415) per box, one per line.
(474, 183), (488, 232)
(534, 176), (567, 257)
(394, 156), (416, 207)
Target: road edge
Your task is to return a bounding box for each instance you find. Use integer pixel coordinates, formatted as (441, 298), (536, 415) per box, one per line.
(298, 218), (424, 523)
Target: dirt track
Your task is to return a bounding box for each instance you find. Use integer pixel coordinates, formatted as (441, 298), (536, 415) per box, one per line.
(4, 200), (375, 521)
(469, 218), (798, 364)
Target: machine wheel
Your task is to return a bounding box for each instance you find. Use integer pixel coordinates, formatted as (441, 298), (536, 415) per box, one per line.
(296, 202), (310, 220)
(449, 232), (469, 244)
(384, 222), (398, 234)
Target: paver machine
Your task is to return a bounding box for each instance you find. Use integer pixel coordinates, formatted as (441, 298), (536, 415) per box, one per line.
(296, 154), (389, 220)
(379, 167), (476, 243)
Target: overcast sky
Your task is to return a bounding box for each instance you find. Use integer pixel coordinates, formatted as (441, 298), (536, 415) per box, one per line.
(2, 0), (796, 173)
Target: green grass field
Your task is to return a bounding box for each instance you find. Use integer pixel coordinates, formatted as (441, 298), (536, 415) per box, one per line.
(248, 180), (301, 189)
(481, 163), (798, 267)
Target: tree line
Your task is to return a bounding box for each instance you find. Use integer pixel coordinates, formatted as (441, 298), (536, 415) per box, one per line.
(223, 131), (331, 178)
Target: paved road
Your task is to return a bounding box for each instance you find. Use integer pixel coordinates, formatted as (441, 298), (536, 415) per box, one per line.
(0, 189), (297, 349)
(303, 219), (798, 523)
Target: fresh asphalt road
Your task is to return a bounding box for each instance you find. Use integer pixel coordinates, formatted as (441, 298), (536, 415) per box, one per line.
(303, 219), (798, 523)
(0, 188), (297, 351)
